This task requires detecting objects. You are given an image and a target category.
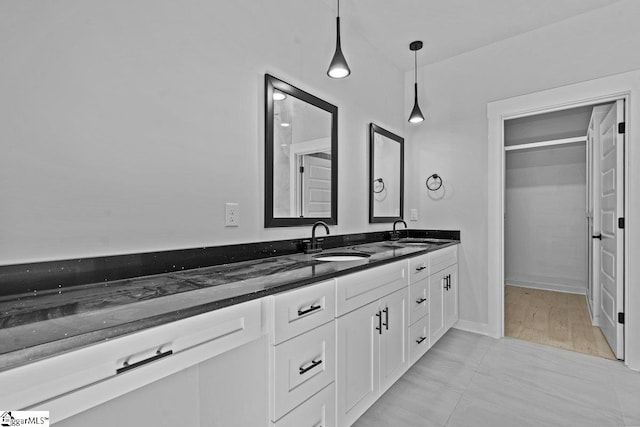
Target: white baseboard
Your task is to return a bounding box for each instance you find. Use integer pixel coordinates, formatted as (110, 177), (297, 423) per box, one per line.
(506, 281), (586, 295)
(453, 319), (492, 336)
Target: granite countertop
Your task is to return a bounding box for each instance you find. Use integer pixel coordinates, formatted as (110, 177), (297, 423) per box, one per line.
(0, 238), (458, 372)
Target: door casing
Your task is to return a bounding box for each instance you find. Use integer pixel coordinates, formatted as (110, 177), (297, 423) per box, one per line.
(487, 71), (640, 369)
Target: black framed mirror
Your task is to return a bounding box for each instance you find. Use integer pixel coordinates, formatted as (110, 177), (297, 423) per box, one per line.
(265, 74), (338, 227)
(369, 123), (404, 223)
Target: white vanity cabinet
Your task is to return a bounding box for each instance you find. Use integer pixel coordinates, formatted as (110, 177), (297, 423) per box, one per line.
(268, 279), (337, 426)
(335, 261), (408, 427)
(3, 242), (459, 427)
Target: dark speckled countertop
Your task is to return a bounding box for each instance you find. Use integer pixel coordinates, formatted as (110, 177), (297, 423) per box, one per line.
(0, 237), (459, 372)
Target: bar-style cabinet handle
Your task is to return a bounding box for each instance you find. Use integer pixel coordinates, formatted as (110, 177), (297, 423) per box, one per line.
(415, 265), (427, 271)
(416, 336), (427, 344)
(298, 304), (322, 316)
(117, 349), (173, 374)
(299, 359), (323, 375)
(416, 297), (427, 304)
(376, 310), (382, 334)
(383, 307), (389, 330)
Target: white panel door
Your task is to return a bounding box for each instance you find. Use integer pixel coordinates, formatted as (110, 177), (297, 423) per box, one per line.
(301, 154), (331, 217)
(598, 100), (624, 358)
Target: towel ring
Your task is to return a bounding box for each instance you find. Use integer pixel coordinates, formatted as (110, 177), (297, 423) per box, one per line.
(373, 178), (385, 194)
(426, 174), (443, 191)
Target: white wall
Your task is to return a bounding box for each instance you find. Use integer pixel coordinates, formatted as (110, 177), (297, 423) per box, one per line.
(0, 0), (404, 265)
(505, 144), (587, 294)
(405, 0), (640, 327)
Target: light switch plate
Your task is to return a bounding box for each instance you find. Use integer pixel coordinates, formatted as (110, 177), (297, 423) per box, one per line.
(410, 209), (418, 221)
(225, 203), (239, 227)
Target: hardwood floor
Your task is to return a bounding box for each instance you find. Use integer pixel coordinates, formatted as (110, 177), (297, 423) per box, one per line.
(505, 285), (616, 360)
(354, 329), (640, 427)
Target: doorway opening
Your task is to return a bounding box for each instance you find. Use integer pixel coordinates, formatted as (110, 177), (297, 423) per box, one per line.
(502, 100), (626, 360)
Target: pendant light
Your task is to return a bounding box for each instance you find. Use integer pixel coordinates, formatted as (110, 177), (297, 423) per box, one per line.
(327, 0), (351, 79)
(408, 40), (425, 123)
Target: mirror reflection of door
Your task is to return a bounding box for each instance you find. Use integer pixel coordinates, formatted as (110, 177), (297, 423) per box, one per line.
(272, 92), (332, 219)
(299, 152), (331, 217)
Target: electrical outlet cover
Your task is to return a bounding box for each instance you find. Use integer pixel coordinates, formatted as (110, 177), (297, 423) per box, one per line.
(225, 203), (239, 227)
(410, 209), (418, 221)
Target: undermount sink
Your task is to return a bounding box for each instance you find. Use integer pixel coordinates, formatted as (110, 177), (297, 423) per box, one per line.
(313, 252), (371, 262)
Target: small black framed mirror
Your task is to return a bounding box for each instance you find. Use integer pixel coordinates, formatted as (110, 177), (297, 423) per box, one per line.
(265, 74), (338, 227)
(369, 123), (404, 223)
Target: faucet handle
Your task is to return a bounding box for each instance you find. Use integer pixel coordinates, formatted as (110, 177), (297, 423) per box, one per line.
(303, 241), (323, 254)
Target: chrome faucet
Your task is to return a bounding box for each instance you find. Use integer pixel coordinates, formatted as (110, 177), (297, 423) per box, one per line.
(390, 219), (407, 241)
(304, 221), (330, 254)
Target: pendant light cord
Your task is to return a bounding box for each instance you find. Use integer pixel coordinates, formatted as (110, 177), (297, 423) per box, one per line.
(337, 0), (340, 17)
(414, 50), (417, 84)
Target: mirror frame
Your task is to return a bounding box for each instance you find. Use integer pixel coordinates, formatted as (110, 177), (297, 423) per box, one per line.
(264, 74), (338, 227)
(369, 123), (404, 223)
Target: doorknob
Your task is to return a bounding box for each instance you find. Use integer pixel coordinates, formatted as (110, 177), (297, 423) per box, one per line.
(592, 234), (602, 240)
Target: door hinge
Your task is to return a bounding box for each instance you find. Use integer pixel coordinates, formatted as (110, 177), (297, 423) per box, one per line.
(619, 218), (625, 229)
(299, 166), (304, 174)
(618, 312), (625, 324)
(618, 122), (626, 134)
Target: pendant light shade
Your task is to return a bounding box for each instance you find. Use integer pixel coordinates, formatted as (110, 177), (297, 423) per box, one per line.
(408, 41), (424, 123)
(327, 0), (351, 79)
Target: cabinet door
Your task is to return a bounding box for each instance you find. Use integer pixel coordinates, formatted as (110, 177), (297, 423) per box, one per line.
(379, 288), (408, 393)
(444, 264), (459, 331)
(199, 336), (268, 427)
(429, 272), (446, 346)
(336, 300), (380, 427)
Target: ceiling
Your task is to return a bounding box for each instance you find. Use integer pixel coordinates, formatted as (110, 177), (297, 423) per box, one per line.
(329, 0), (622, 71)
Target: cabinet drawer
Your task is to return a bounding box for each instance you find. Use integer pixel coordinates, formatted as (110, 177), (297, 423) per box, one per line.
(409, 314), (430, 365)
(272, 279), (335, 345)
(3, 299), (262, 415)
(336, 260), (407, 317)
(408, 253), (430, 283)
(272, 383), (335, 427)
(271, 321), (335, 421)
(409, 277), (429, 325)
(429, 245), (457, 275)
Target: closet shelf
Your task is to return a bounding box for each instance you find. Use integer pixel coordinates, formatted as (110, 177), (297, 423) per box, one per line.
(504, 136), (587, 152)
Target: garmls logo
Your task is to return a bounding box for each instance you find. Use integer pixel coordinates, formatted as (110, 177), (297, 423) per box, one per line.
(0, 411), (49, 426)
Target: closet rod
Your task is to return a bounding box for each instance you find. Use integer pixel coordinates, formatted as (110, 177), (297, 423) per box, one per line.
(504, 136), (587, 152)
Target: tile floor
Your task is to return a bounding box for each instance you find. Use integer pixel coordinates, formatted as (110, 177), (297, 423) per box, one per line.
(354, 329), (640, 427)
